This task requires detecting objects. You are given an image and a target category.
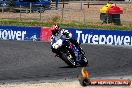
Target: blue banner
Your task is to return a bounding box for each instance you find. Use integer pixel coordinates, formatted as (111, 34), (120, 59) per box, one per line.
(0, 26), (40, 41)
(1, 25), (132, 46)
(65, 28), (132, 46)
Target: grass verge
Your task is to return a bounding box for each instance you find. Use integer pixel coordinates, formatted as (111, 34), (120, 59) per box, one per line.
(0, 20), (132, 30)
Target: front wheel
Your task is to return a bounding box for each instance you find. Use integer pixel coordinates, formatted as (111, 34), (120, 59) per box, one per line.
(61, 52), (76, 67)
(79, 56), (88, 67)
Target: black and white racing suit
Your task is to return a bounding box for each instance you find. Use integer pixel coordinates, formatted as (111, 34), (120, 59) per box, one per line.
(51, 29), (81, 56)
(51, 29), (71, 49)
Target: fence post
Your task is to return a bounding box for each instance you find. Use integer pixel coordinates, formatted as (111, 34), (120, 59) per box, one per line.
(40, 10), (42, 21)
(62, 8), (64, 20)
(19, 5), (22, 20)
(81, 10), (85, 24)
(56, 0), (58, 10)
(62, 0), (65, 8)
(88, 2), (89, 8)
(2, 7), (4, 13)
(106, 14), (108, 24)
(80, 0), (83, 10)
(26, 8), (28, 14)
(30, 2), (32, 13)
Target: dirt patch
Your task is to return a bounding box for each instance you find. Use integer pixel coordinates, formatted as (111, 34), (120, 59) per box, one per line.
(0, 3), (131, 23)
(0, 80), (131, 88)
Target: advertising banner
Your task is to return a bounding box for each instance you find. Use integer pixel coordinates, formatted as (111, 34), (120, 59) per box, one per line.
(40, 27), (51, 42)
(0, 26), (40, 41)
(64, 28), (132, 46)
(1, 25), (132, 46)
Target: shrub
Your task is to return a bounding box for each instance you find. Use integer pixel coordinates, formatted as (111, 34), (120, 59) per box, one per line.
(51, 15), (61, 23)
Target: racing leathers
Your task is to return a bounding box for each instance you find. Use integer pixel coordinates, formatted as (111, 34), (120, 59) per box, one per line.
(51, 29), (82, 56)
(51, 29), (70, 53)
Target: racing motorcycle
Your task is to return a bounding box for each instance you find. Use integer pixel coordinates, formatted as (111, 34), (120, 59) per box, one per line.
(56, 38), (88, 67)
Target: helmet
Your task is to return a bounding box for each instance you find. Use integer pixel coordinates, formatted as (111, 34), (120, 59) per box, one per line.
(51, 25), (60, 35)
(51, 25), (60, 31)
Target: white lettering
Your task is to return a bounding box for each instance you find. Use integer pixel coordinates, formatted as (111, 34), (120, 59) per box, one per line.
(124, 36), (130, 45)
(131, 36), (132, 45)
(114, 35), (124, 45)
(11, 30), (17, 40)
(0, 31), (1, 39)
(22, 31), (26, 40)
(92, 35), (98, 44)
(99, 35), (106, 44)
(91, 81), (97, 85)
(75, 31), (132, 46)
(2, 30), (8, 39)
(82, 34), (88, 43)
(88, 34), (92, 44)
(16, 31), (21, 40)
(0, 30), (26, 40)
(76, 30), (82, 43)
(7, 31), (11, 39)
(107, 35), (113, 45)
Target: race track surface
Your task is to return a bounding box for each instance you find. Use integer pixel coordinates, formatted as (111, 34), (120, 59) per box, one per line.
(0, 40), (132, 81)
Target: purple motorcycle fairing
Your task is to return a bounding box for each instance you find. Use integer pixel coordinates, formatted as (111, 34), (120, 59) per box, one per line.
(61, 36), (81, 63)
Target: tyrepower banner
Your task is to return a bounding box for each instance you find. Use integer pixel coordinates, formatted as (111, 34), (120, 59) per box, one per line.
(0, 26), (40, 41)
(65, 28), (132, 46)
(1, 25), (132, 46)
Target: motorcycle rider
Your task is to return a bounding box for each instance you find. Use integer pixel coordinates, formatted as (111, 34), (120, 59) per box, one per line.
(50, 24), (83, 56)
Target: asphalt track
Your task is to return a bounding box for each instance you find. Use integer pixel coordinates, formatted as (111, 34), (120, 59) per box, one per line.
(0, 40), (132, 81)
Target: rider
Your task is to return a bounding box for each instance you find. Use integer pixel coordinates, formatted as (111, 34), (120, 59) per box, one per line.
(50, 24), (83, 56)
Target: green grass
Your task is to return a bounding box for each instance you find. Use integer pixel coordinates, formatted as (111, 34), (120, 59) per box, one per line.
(0, 19), (132, 30)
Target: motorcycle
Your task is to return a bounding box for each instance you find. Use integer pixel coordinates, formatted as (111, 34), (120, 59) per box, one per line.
(56, 38), (88, 67)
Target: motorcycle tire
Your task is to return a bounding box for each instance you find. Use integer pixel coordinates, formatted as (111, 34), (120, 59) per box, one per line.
(80, 56), (88, 67)
(61, 52), (77, 67)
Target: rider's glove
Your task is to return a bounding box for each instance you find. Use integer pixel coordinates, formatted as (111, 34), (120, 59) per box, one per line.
(63, 32), (72, 39)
